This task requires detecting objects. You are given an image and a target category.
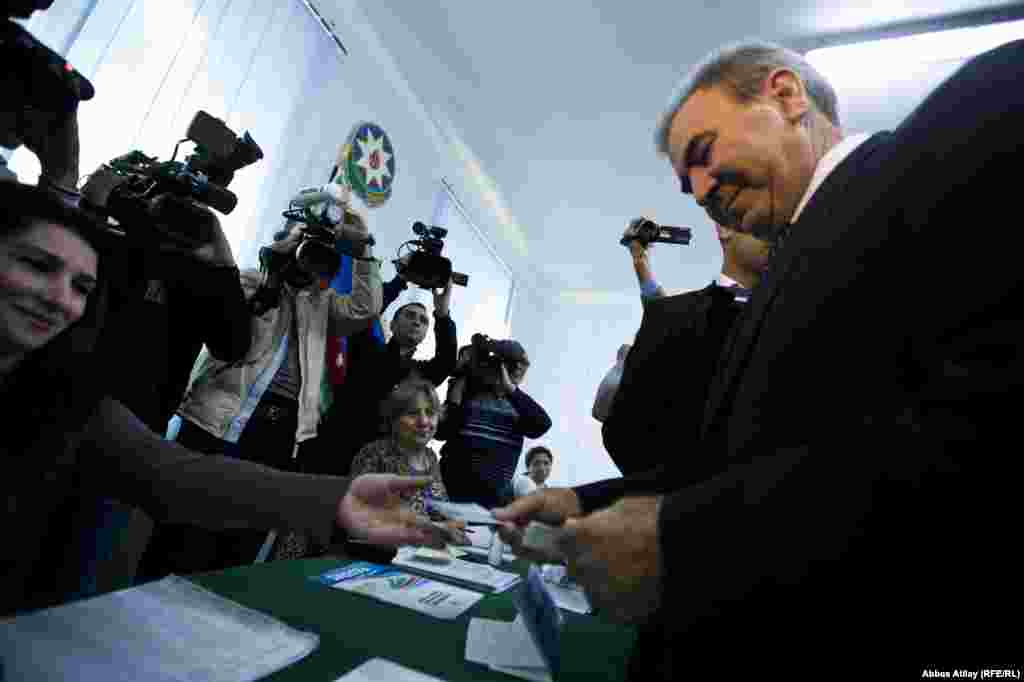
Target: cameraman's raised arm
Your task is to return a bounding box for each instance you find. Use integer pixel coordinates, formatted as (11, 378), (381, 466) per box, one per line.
(326, 210), (382, 335)
(168, 207), (250, 364)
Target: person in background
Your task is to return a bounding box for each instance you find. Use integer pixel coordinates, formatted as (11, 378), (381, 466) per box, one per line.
(311, 276), (457, 477)
(137, 210), (383, 581)
(350, 379), (467, 544)
(437, 339), (552, 508)
(513, 446), (553, 498)
(0, 181), (446, 616)
(601, 220), (769, 476)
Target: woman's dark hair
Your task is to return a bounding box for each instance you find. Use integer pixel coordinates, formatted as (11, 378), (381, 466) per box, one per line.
(1, 182), (112, 451)
(380, 378), (441, 429)
(525, 446), (552, 468)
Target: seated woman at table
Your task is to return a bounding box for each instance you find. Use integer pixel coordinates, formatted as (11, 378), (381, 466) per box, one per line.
(350, 379), (468, 544)
(0, 182), (447, 616)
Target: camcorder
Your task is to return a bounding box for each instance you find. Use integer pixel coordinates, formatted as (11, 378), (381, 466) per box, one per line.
(469, 333), (523, 371)
(85, 111), (263, 249)
(2, 3), (94, 144)
(276, 182), (375, 279)
(250, 183), (375, 316)
(394, 221), (469, 290)
(619, 217), (692, 248)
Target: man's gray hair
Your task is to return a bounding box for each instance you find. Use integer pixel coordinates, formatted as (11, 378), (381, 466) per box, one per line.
(654, 39), (840, 156)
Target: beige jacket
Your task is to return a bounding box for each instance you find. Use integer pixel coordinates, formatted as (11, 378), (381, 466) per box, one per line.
(178, 258), (382, 445)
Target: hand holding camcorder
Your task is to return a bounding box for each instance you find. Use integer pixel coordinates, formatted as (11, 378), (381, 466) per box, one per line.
(393, 221), (469, 290)
(619, 217), (692, 248)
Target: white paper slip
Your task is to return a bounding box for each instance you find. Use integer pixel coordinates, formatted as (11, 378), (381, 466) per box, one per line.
(335, 657), (450, 682)
(393, 546), (521, 593)
(546, 581), (592, 615)
(425, 499), (500, 525)
(465, 616), (552, 682)
(315, 562), (483, 620)
(0, 574), (318, 682)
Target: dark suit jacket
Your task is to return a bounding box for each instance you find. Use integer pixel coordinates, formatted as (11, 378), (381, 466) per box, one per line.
(595, 41), (1024, 678)
(601, 284), (743, 478)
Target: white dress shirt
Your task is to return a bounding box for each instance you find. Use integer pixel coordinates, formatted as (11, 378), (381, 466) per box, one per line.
(791, 133), (872, 223)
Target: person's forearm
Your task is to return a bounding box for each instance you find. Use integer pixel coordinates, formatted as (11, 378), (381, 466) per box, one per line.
(507, 388), (552, 438)
(423, 315), (458, 385)
(381, 275), (407, 313)
(86, 398), (345, 546)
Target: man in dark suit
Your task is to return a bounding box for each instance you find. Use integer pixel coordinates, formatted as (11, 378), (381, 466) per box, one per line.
(599, 221), (769, 477)
(497, 38), (1022, 676)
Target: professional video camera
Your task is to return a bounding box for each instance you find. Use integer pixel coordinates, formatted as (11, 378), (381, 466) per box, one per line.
(619, 217), (692, 248)
(85, 111), (263, 249)
(469, 333), (522, 371)
(2, 2), (94, 144)
(394, 221), (469, 290)
(276, 182), (375, 279)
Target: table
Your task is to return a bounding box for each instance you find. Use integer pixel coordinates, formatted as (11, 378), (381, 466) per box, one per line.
(190, 556), (637, 681)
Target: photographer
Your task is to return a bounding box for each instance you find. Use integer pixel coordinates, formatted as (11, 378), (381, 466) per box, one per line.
(1, 1), (91, 203)
(436, 337), (551, 508)
(310, 270), (457, 477)
(137, 211), (382, 580)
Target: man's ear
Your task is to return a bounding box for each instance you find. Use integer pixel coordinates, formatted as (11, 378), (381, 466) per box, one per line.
(764, 68), (810, 124)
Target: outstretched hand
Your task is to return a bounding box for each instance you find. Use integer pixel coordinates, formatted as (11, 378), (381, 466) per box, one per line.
(492, 487), (583, 562)
(337, 474), (447, 548)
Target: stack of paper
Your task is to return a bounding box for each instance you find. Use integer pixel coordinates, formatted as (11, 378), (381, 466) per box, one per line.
(392, 547), (521, 593)
(0, 575), (318, 682)
(314, 562), (483, 620)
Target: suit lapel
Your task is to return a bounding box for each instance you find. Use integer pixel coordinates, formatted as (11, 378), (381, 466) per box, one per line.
(701, 133), (891, 439)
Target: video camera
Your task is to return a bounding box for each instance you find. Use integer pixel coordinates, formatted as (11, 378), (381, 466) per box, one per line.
(394, 221), (469, 290)
(276, 182), (375, 279)
(84, 111), (263, 249)
(469, 333), (522, 371)
(619, 217), (692, 248)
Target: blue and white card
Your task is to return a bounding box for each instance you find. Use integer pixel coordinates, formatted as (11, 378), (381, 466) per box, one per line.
(314, 562), (483, 620)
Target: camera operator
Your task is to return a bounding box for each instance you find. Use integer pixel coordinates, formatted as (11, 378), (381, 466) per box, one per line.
(309, 267), (457, 477)
(137, 210), (382, 580)
(435, 336), (551, 508)
(60, 165), (252, 597)
(601, 221), (770, 476)
(1, 1), (91, 203)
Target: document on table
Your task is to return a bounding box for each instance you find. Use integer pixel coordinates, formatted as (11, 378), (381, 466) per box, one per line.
(335, 657), (450, 681)
(392, 546), (521, 593)
(314, 562), (483, 620)
(465, 616), (552, 682)
(0, 575), (318, 682)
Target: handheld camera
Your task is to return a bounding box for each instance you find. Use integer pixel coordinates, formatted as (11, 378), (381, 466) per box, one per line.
(619, 217), (692, 248)
(394, 221), (469, 290)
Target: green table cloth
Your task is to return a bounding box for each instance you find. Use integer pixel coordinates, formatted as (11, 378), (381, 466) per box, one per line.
(190, 556), (637, 681)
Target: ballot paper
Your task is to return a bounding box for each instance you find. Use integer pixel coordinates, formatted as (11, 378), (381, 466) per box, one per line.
(425, 499), (500, 525)
(0, 575), (318, 682)
(465, 616), (552, 682)
(334, 657), (449, 682)
(314, 562), (483, 620)
(465, 566), (563, 681)
(392, 546), (521, 593)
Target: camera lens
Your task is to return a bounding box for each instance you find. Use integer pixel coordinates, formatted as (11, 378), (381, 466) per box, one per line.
(296, 240), (340, 278)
